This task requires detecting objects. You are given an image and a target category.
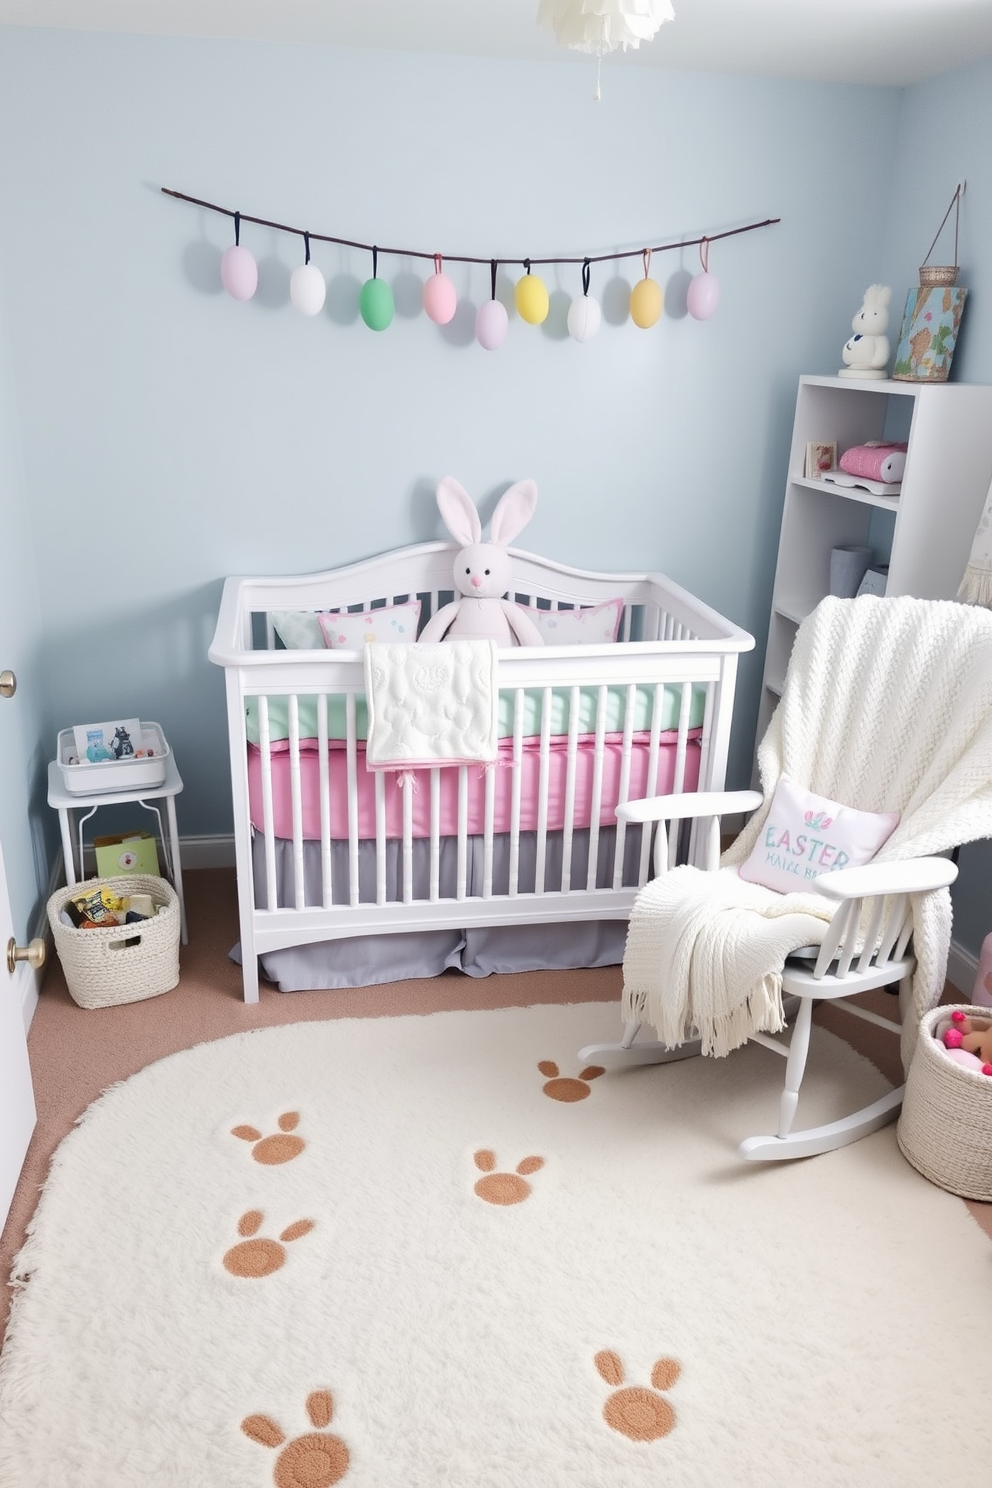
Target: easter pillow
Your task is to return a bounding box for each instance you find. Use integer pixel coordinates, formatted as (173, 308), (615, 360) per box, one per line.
(519, 598), (624, 645)
(269, 611), (327, 650)
(738, 774), (900, 895)
(318, 601), (422, 650)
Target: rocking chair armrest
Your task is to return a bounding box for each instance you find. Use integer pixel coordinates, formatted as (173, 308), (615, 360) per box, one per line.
(616, 789), (764, 827)
(813, 856), (958, 902)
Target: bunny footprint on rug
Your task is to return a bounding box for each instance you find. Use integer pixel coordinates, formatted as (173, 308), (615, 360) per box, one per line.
(594, 1350), (681, 1441)
(230, 1110), (306, 1164)
(472, 1149), (544, 1205)
(242, 1389), (349, 1487)
(537, 1060), (605, 1102)
(222, 1209), (315, 1278)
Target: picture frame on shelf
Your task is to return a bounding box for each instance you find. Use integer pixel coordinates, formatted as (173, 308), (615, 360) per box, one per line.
(892, 285), (967, 383)
(804, 441), (837, 479)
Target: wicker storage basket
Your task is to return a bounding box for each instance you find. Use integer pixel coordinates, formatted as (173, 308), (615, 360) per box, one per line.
(47, 874), (180, 1009)
(897, 1005), (992, 1200)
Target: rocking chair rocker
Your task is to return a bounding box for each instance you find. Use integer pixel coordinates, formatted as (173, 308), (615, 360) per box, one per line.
(580, 595), (992, 1162)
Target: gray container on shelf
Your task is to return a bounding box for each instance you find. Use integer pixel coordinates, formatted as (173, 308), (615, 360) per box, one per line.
(829, 545), (872, 598)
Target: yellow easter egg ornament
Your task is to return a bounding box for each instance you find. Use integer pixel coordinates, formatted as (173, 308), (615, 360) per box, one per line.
(515, 267), (550, 325)
(630, 248), (663, 329)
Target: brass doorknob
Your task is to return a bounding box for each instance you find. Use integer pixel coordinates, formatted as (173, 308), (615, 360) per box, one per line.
(0, 670), (15, 699)
(7, 937), (46, 974)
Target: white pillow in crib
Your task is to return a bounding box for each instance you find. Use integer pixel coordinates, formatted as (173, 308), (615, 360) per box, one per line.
(519, 598), (624, 644)
(270, 611), (327, 649)
(738, 774), (899, 895)
(319, 601), (422, 649)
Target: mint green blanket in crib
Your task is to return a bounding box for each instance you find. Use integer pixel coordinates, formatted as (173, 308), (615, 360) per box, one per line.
(245, 683), (707, 745)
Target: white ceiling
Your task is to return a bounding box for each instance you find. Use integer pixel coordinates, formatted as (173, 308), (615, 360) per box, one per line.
(0, 0), (991, 87)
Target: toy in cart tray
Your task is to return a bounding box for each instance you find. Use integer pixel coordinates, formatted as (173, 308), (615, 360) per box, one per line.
(58, 721), (170, 794)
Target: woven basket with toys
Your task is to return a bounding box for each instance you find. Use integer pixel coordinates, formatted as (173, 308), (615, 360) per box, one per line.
(897, 1004), (992, 1200)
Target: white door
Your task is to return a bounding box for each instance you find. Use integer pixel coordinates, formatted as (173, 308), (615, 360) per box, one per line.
(0, 820), (36, 1230)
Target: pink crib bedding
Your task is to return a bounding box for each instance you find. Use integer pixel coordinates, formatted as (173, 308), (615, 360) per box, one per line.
(248, 729), (701, 841)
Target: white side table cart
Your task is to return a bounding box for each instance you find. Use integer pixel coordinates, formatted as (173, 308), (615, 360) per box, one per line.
(47, 750), (188, 944)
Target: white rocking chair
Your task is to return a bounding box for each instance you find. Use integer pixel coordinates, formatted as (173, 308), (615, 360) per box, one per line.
(581, 595), (992, 1162)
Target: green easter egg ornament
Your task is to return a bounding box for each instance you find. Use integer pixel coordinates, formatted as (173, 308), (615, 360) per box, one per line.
(360, 276), (395, 331)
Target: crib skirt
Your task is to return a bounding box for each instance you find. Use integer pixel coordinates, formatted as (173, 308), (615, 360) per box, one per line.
(238, 826), (643, 989)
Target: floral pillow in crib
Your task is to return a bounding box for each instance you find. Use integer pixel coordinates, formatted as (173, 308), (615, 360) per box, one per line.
(518, 597), (624, 644)
(737, 774), (900, 895)
(318, 601), (422, 649)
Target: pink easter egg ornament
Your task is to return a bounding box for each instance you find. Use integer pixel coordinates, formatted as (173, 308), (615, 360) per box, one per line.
(423, 254), (457, 325)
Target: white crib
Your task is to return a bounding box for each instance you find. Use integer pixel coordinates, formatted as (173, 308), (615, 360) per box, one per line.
(209, 542), (754, 1002)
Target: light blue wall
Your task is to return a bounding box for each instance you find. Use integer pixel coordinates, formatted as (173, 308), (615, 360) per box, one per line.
(881, 55), (992, 961)
(0, 26), (909, 934)
(0, 259), (48, 938)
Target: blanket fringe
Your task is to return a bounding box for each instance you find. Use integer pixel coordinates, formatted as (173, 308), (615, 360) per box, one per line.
(622, 971), (786, 1059)
(957, 562), (992, 610)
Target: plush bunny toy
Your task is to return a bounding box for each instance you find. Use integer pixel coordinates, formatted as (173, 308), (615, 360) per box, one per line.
(419, 476), (545, 646)
(839, 284), (891, 379)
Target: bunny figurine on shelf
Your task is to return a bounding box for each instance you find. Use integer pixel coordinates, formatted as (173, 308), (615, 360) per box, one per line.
(839, 284), (892, 379)
(419, 476), (545, 646)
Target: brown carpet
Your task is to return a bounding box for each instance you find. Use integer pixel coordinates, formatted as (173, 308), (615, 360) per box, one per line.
(3, 866), (989, 1348)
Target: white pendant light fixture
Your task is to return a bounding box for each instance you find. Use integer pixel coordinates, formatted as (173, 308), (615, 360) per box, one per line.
(538, 1), (675, 97)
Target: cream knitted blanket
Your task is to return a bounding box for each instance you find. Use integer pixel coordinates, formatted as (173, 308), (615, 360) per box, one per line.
(622, 595), (992, 1070)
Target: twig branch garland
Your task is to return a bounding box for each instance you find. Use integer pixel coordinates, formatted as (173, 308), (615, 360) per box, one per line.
(161, 186), (779, 272)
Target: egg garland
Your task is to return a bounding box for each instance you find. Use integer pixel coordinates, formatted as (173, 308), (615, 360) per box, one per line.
(423, 254), (457, 325)
(475, 260), (509, 351)
(567, 258), (602, 343)
(220, 212), (258, 302)
(686, 236), (721, 321)
(290, 232), (326, 317)
(515, 260), (550, 326)
(168, 187), (779, 344)
(630, 248), (663, 329)
(359, 246), (395, 332)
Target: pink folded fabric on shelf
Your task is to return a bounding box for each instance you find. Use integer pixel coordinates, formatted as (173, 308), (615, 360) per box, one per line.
(839, 442), (908, 483)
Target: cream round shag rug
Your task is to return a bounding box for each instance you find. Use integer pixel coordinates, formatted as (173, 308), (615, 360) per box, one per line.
(1, 1000), (990, 1487)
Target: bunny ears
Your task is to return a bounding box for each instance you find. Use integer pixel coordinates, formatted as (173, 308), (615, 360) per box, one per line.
(436, 476), (538, 547)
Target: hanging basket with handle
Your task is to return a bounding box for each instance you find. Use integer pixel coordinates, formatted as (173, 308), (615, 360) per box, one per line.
(917, 183), (963, 287)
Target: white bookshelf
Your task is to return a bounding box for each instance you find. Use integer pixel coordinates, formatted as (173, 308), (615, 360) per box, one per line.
(757, 374), (992, 740)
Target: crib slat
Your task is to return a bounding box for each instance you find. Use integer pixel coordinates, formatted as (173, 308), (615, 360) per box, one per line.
(428, 773), (440, 898)
(457, 766), (468, 900)
(257, 696), (278, 913)
(482, 754), (496, 899)
(288, 695), (306, 912)
(375, 770), (387, 906)
(560, 685), (580, 893)
(345, 694), (360, 906)
(508, 689), (523, 896)
(402, 776), (414, 904)
(534, 686), (552, 897)
(612, 683), (638, 890)
(585, 686), (608, 891)
(317, 693), (333, 909)
(637, 684), (666, 884)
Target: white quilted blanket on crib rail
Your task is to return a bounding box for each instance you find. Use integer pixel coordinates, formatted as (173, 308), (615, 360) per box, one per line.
(363, 640), (499, 771)
(623, 595), (992, 1070)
